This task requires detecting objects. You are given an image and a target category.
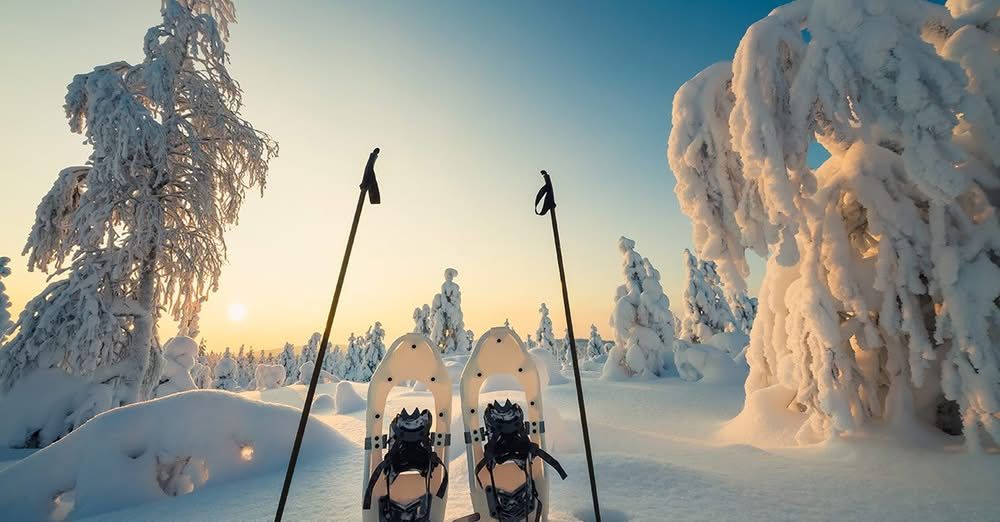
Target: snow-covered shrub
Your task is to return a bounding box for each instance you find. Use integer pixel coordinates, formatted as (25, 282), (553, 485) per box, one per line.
(430, 268), (471, 354)
(253, 363), (285, 390)
(191, 362), (213, 389)
(213, 351), (240, 392)
(680, 250), (735, 342)
(0, 0), (275, 428)
(360, 322), (386, 382)
(0, 390), (346, 520)
(605, 237), (675, 378)
(668, 0), (1000, 447)
(296, 360), (336, 386)
(334, 381), (365, 414)
(535, 303), (557, 355)
(0, 257), (12, 342)
(673, 339), (748, 384)
(153, 337), (199, 398)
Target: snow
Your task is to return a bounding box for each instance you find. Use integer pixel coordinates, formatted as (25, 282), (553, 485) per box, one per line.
(0, 390), (346, 521)
(530, 347), (570, 386)
(311, 393), (335, 411)
(333, 381), (365, 414)
(152, 337), (199, 398)
(253, 363), (286, 391)
(1, 373), (995, 521)
(0, 257), (12, 342)
(673, 339), (748, 384)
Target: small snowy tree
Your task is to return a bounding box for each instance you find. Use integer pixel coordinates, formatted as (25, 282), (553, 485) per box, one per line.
(235, 345), (246, 386)
(525, 335), (537, 350)
(277, 342), (297, 383)
(536, 303), (557, 355)
(0, 0), (275, 428)
(728, 291), (758, 337)
(254, 363), (285, 390)
(153, 337), (198, 398)
(585, 325), (606, 360)
(605, 237), (675, 378)
(341, 333), (365, 382)
(412, 304), (432, 336)
(429, 268), (470, 354)
(668, 0), (1000, 447)
(297, 333), (321, 380)
(680, 249), (735, 342)
(0, 258), (12, 343)
(213, 348), (240, 391)
(361, 322), (386, 382)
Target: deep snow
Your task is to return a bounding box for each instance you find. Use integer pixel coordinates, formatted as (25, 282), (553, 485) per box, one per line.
(2, 369), (998, 521)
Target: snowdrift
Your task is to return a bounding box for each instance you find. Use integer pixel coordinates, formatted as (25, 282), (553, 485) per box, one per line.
(0, 390), (347, 520)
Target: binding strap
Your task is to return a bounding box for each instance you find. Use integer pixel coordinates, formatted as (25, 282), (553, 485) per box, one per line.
(362, 450), (449, 510)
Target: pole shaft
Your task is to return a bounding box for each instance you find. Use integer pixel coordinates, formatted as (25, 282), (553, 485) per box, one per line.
(548, 207), (602, 521)
(275, 188), (368, 521)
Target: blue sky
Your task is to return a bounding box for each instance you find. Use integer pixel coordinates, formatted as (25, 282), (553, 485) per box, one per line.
(0, 1), (788, 349)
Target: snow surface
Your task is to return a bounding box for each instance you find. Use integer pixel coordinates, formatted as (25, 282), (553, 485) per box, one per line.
(2, 374), (998, 520)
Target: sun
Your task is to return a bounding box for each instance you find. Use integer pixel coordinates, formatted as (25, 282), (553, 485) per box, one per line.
(227, 303), (248, 322)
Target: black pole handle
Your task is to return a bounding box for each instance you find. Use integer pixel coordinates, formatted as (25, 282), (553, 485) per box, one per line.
(362, 147), (381, 204)
(534, 170), (555, 216)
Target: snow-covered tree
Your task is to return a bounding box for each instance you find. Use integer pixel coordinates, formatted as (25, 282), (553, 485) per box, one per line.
(584, 325), (606, 360)
(243, 349), (257, 388)
(341, 333), (365, 381)
(430, 268), (470, 353)
(605, 237), (675, 378)
(503, 318), (511, 328)
(536, 303), (556, 355)
(322, 344), (342, 377)
(525, 335), (537, 350)
(235, 345), (246, 386)
(360, 322), (386, 382)
(728, 291), (758, 337)
(668, 0), (1000, 447)
(297, 333), (321, 380)
(191, 360), (213, 389)
(213, 348), (240, 391)
(0, 257), (12, 343)
(412, 304), (432, 336)
(277, 342), (297, 383)
(254, 363), (285, 390)
(680, 249), (735, 342)
(0, 0), (276, 430)
(153, 336), (198, 398)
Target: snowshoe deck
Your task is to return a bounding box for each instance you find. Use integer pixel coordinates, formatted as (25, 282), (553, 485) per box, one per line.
(460, 327), (560, 522)
(363, 334), (452, 522)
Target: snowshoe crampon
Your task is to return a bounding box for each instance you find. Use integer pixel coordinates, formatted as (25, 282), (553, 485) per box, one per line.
(460, 327), (567, 522)
(363, 334), (452, 522)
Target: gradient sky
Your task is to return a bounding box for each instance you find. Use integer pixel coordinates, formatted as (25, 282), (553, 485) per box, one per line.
(0, 0), (785, 352)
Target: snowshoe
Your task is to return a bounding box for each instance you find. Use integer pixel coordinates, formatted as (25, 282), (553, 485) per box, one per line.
(460, 327), (567, 522)
(363, 334), (452, 522)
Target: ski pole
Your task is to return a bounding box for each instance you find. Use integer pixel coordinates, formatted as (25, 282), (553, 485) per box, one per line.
(534, 170), (601, 521)
(275, 147), (382, 522)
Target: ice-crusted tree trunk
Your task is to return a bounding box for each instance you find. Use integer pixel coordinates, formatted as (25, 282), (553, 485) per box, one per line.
(680, 249), (735, 342)
(668, 0), (1000, 447)
(604, 237), (675, 379)
(0, 0), (275, 433)
(430, 268), (470, 354)
(536, 303), (557, 354)
(0, 258), (12, 344)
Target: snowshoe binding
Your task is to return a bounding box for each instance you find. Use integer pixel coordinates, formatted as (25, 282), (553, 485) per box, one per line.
(460, 327), (566, 522)
(363, 334), (452, 522)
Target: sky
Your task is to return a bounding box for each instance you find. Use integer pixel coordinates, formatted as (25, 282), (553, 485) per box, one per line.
(0, 0), (787, 352)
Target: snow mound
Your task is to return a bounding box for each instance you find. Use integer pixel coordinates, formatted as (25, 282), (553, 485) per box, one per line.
(443, 354), (469, 385)
(312, 393), (335, 411)
(297, 361), (337, 385)
(0, 369), (107, 449)
(673, 340), (748, 383)
(703, 331), (749, 358)
(529, 348), (569, 386)
(481, 374), (523, 393)
(0, 390), (347, 520)
(717, 384), (806, 447)
(334, 381), (365, 414)
(254, 363), (286, 391)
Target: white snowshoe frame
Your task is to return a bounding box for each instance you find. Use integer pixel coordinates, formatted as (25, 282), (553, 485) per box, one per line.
(460, 327), (551, 522)
(363, 333), (453, 522)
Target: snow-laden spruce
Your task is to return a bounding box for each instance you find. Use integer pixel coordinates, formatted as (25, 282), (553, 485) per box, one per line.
(0, 0), (275, 446)
(298, 333), (321, 381)
(429, 268), (470, 353)
(361, 322), (386, 382)
(680, 249), (736, 342)
(535, 303), (557, 355)
(340, 333), (366, 381)
(728, 290), (758, 337)
(412, 304), (432, 336)
(213, 349), (240, 392)
(276, 342), (297, 383)
(584, 325), (607, 361)
(668, 0), (1000, 447)
(604, 237), (675, 379)
(0, 257), (12, 343)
